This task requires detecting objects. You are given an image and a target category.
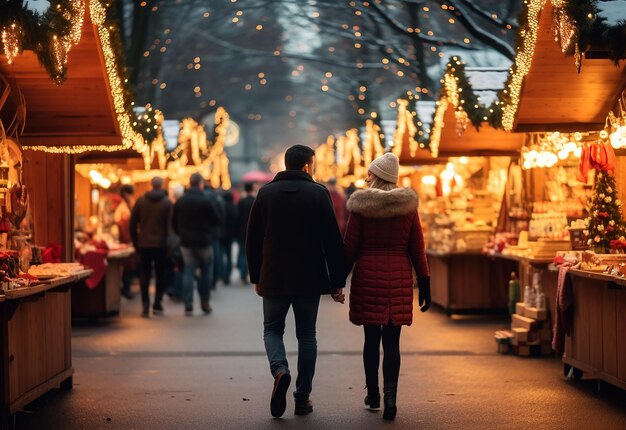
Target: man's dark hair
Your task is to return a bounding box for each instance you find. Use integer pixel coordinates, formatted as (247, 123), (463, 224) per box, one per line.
(190, 172), (204, 188)
(244, 182), (254, 193)
(120, 184), (134, 195)
(284, 145), (315, 171)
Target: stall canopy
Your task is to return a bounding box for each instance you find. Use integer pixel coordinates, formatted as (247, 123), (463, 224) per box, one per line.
(0, 3), (145, 154)
(501, 0), (626, 133)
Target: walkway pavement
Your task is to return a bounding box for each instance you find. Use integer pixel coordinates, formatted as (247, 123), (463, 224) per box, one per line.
(16, 278), (626, 430)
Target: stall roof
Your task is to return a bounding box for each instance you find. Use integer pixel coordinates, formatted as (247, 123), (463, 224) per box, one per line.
(0, 5), (143, 153)
(505, 1), (626, 132)
(436, 107), (524, 157)
(428, 64), (524, 158)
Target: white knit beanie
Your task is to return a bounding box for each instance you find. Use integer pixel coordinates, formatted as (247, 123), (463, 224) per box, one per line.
(368, 153), (399, 184)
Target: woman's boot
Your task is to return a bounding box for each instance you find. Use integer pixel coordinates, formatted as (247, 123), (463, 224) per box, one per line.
(364, 384), (380, 409)
(382, 383), (397, 421)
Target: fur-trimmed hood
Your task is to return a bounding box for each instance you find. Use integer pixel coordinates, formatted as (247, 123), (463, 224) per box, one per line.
(347, 187), (418, 218)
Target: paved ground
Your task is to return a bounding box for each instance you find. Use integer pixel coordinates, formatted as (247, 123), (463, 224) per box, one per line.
(15, 277), (626, 430)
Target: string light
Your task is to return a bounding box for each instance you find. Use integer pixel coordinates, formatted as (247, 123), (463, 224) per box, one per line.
(1, 22), (22, 64)
(500, 0), (545, 131)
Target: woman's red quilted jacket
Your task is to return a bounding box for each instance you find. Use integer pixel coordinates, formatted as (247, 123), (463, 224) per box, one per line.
(344, 187), (429, 326)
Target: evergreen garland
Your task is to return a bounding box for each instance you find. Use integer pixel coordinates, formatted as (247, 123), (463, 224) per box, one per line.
(0, 0), (77, 84)
(442, 57), (491, 129)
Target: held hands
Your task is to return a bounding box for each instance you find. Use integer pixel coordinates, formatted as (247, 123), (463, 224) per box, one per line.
(254, 284), (262, 297)
(331, 288), (345, 304)
(417, 277), (431, 312)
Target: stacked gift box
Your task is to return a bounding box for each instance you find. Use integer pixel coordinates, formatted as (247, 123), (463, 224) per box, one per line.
(494, 302), (553, 357)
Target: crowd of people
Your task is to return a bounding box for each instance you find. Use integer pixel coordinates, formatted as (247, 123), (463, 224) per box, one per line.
(120, 175), (257, 317)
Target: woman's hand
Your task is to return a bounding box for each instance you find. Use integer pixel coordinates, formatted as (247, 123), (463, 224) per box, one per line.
(331, 288), (345, 304)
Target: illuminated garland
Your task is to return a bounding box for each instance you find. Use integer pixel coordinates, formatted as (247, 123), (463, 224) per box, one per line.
(363, 118), (385, 168)
(20, 0), (150, 156)
(314, 136), (337, 183)
(0, 0), (85, 84)
(427, 56), (493, 157)
(497, 0), (548, 131)
(496, 0), (625, 132)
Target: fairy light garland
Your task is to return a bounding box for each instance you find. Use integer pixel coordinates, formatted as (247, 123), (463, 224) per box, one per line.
(1, 22), (21, 64)
(500, 0), (547, 131)
(392, 98), (418, 158)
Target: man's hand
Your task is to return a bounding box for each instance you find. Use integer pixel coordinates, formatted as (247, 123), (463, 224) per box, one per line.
(331, 288), (345, 304)
(254, 284), (262, 297)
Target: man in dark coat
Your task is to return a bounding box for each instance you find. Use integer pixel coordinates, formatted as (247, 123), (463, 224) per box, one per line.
(246, 145), (346, 418)
(236, 182), (255, 283)
(220, 191), (238, 285)
(172, 173), (220, 315)
(130, 176), (172, 317)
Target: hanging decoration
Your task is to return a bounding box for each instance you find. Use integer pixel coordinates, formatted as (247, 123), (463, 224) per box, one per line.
(521, 131), (584, 170)
(362, 117), (385, 169)
(578, 130), (617, 182)
(608, 95), (626, 150)
(0, 0), (86, 84)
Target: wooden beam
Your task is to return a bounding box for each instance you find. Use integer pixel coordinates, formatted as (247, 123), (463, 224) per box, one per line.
(20, 135), (122, 147)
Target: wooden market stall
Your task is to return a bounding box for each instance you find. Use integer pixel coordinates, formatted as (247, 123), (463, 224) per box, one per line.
(0, 2), (146, 424)
(494, 0), (626, 377)
(394, 64), (524, 314)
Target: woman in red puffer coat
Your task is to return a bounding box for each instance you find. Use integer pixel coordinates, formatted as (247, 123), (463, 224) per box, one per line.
(342, 152), (430, 421)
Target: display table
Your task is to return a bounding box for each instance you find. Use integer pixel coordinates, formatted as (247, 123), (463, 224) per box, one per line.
(493, 253), (559, 322)
(426, 250), (518, 314)
(71, 247), (134, 318)
(0, 270), (92, 427)
(563, 269), (626, 391)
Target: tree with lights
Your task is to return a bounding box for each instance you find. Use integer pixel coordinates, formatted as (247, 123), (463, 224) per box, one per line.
(586, 171), (626, 253)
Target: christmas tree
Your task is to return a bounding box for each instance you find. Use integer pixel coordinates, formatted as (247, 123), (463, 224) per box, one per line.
(586, 171), (626, 253)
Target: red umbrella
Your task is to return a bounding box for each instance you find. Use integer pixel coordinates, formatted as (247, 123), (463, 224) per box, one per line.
(242, 170), (275, 183)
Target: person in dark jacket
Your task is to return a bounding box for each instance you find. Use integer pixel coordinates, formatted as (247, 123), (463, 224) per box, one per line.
(205, 183), (225, 288)
(220, 191), (237, 284)
(236, 182), (255, 283)
(172, 173), (220, 315)
(130, 176), (173, 317)
(344, 153), (430, 421)
(246, 145), (347, 418)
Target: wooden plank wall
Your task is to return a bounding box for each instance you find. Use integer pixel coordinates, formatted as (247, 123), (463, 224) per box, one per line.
(22, 152), (73, 261)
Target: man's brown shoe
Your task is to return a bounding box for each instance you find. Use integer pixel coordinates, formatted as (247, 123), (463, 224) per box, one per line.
(294, 398), (313, 415)
(270, 370), (291, 418)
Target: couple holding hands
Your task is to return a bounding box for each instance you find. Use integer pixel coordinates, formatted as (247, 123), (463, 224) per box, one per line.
(246, 145), (431, 421)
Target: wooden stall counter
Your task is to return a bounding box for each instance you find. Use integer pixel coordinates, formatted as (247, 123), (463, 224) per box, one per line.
(492, 253), (560, 322)
(427, 250), (518, 315)
(72, 246), (135, 319)
(0, 269), (92, 427)
(563, 268), (626, 391)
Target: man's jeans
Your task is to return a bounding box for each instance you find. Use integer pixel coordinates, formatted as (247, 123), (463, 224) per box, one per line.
(236, 240), (248, 281)
(181, 246), (213, 307)
(263, 295), (320, 400)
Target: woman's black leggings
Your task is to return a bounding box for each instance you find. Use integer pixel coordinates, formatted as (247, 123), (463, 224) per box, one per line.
(363, 324), (402, 387)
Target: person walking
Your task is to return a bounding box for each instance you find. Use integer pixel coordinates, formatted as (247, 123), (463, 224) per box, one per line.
(165, 184), (185, 302)
(204, 183), (225, 289)
(343, 152), (431, 421)
(220, 191), (238, 285)
(130, 177), (173, 317)
(172, 173), (220, 316)
(114, 184), (136, 299)
(246, 144), (347, 419)
(236, 182), (255, 284)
